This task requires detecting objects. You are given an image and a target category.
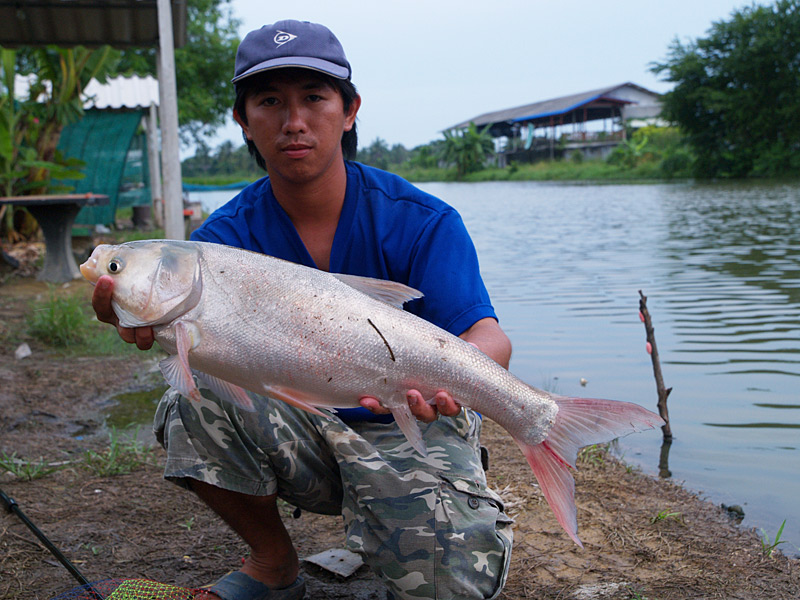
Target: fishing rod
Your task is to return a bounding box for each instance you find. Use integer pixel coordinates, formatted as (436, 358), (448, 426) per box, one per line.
(1, 487), (103, 599)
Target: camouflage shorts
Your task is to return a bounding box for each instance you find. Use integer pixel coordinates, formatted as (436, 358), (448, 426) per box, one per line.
(153, 385), (513, 600)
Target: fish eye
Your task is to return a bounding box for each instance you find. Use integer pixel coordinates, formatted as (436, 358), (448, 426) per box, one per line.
(108, 257), (125, 274)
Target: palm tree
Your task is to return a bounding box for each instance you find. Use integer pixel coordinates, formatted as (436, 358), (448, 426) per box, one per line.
(441, 122), (494, 178)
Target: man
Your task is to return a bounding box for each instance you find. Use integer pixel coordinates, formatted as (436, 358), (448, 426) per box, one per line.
(92, 20), (513, 600)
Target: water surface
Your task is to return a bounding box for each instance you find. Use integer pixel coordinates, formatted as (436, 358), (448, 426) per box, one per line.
(192, 179), (800, 553)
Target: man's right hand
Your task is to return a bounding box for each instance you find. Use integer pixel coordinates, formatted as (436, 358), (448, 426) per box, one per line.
(92, 275), (156, 350)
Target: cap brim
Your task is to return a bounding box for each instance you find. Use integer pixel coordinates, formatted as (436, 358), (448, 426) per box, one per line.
(232, 56), (350, 83)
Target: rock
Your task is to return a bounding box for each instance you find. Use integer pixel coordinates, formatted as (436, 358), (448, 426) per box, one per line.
(14, 343), (32, 360)
(721, 503), (745, 521)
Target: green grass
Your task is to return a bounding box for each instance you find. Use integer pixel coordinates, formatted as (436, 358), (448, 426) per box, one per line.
(759, 519), (787, 557)
(578, 444), (608, 466)
(1, 428), (158, 482)
(82, 427), (157, 477)
(649, 509), (685, 525)
(26, 289), (89, 348)
(0, 451), (68, 481)
(182, 173), (257, 186)
(21, 285), (151, 357)
(390, 157), (677, 183)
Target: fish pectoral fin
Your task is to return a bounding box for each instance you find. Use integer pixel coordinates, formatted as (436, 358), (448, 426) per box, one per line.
(159, 321), (202, 402)
(193, 370), (255, 412)
(332, 273), (423, 308)
(160, 355), (201, 402)
(263, 385), (332, 419)
(386, 396), (428, 457)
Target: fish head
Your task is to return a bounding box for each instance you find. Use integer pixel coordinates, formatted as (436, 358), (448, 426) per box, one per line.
(80, 240), (203, 327)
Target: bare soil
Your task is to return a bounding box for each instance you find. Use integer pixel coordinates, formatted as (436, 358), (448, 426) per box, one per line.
(1, 263), (798, 600)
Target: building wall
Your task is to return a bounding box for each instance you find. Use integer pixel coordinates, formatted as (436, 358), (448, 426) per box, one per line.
(609, 85), (663, 121)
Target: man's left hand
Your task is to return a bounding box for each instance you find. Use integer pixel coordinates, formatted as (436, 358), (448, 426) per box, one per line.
(360, 390), (461, 423)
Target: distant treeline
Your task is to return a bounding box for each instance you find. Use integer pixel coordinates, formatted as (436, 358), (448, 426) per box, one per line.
(184, 1), (800, 185)
(181, 125), (695, 186)
(181, 137), (448, 185)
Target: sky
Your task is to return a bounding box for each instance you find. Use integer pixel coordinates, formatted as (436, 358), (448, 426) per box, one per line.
(195, 0), (760, 156)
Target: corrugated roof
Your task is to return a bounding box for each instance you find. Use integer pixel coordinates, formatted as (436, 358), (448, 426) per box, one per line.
(0, 0), (187, 48)
(14, 74), (159, 109)
(83, 75), (159, 109)
(448, 83), (659, 130)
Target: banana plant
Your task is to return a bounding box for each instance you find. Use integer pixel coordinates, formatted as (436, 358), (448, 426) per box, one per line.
(441, 122), (495, 178)
(0, 45), (117, 241)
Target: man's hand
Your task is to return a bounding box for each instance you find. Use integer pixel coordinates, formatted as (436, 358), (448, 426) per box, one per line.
(359, 390), (461, 423)
(91, 275), (156, 350)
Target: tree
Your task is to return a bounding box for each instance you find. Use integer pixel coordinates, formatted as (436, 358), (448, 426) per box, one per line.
(357, 138), (391, 169)
(651, 0), (800, 178)
(1, 46), (117, 240)
(116, 0), (240, 145)
(441, 122), (494, 178)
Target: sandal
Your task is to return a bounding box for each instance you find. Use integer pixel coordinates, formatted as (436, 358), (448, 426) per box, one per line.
(206, 572), (305, 600)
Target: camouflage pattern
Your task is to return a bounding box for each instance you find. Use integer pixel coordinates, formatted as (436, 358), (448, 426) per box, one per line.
(154, 383), (513, 600)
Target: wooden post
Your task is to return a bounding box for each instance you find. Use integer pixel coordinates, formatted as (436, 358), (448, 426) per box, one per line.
(146, 102), (163, 228)
(638, 290), (673, 441)
(156, 0), (184, 240)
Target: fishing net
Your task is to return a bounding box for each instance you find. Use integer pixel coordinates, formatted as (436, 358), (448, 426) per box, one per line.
(50, 578), (201, 600)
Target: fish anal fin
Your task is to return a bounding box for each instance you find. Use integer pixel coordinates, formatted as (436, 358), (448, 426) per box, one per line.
(264, 385), (331, 419)
(387, 397), (428, 457)
(193, 370), (255, 412)
(332, 274), (423, 308)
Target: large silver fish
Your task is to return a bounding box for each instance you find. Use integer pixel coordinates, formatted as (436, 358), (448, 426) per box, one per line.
(80, 240), (664, 546)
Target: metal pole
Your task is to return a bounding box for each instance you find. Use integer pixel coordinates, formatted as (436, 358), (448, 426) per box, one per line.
(156, 0), (184, 240)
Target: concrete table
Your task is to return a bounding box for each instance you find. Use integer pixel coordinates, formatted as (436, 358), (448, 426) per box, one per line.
(0, 194), (110, 283)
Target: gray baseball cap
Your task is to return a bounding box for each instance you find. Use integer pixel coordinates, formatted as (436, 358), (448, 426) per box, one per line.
(232, 20), (351, 84)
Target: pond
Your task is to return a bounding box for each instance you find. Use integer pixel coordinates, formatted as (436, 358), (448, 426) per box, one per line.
(189, 179), (800, 554)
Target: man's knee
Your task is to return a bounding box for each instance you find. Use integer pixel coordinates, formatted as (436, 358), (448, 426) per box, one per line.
(355, 480), (513, 600)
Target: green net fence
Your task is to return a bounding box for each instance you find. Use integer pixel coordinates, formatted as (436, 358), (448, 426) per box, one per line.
(55, 108), (151, 227)
(50, 578), (200, 600)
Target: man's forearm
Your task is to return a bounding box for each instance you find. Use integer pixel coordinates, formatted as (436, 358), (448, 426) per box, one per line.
(460, 317), (512, 369)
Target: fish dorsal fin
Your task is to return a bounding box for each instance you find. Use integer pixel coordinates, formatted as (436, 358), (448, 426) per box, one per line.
(332, 274), (423, 308)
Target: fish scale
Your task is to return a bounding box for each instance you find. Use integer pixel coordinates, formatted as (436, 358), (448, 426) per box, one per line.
(80, 239), (664, 546)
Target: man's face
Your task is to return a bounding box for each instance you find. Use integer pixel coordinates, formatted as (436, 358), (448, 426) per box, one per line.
(234, 70), (359, 186)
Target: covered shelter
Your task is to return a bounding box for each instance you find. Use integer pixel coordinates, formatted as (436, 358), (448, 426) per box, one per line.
(448, 83), (662, 163)
(57, 75), (161, 229)
(0, 0), (188, 241)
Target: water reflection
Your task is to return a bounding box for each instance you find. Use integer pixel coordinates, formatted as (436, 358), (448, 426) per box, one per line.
(193, 180), (800, 553)
(661, 184), (800, 383)
(415, 179), (800, 553)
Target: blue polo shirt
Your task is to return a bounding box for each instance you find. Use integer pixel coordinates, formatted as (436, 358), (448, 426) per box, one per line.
(191, 161), (497, 421)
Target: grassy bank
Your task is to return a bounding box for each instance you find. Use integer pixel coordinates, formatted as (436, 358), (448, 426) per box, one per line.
(183, 158), (679, 188)
(392, 158), (676, 183)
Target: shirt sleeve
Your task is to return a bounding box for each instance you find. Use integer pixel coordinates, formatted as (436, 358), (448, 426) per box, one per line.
(191, 215), (243, 246)
(403, 209), (497, 337)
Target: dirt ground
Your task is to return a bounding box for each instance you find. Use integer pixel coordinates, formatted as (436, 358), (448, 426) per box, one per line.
(1, 260), (799, 600)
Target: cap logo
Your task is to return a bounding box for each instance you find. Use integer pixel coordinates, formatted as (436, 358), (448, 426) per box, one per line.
(274, 31), (297, 47)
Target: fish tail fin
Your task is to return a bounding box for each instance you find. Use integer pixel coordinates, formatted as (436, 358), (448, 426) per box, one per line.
(516, 396), (665, 547)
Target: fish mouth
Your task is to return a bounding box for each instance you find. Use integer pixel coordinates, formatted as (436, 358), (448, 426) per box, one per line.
(79, 254), (99, 283)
